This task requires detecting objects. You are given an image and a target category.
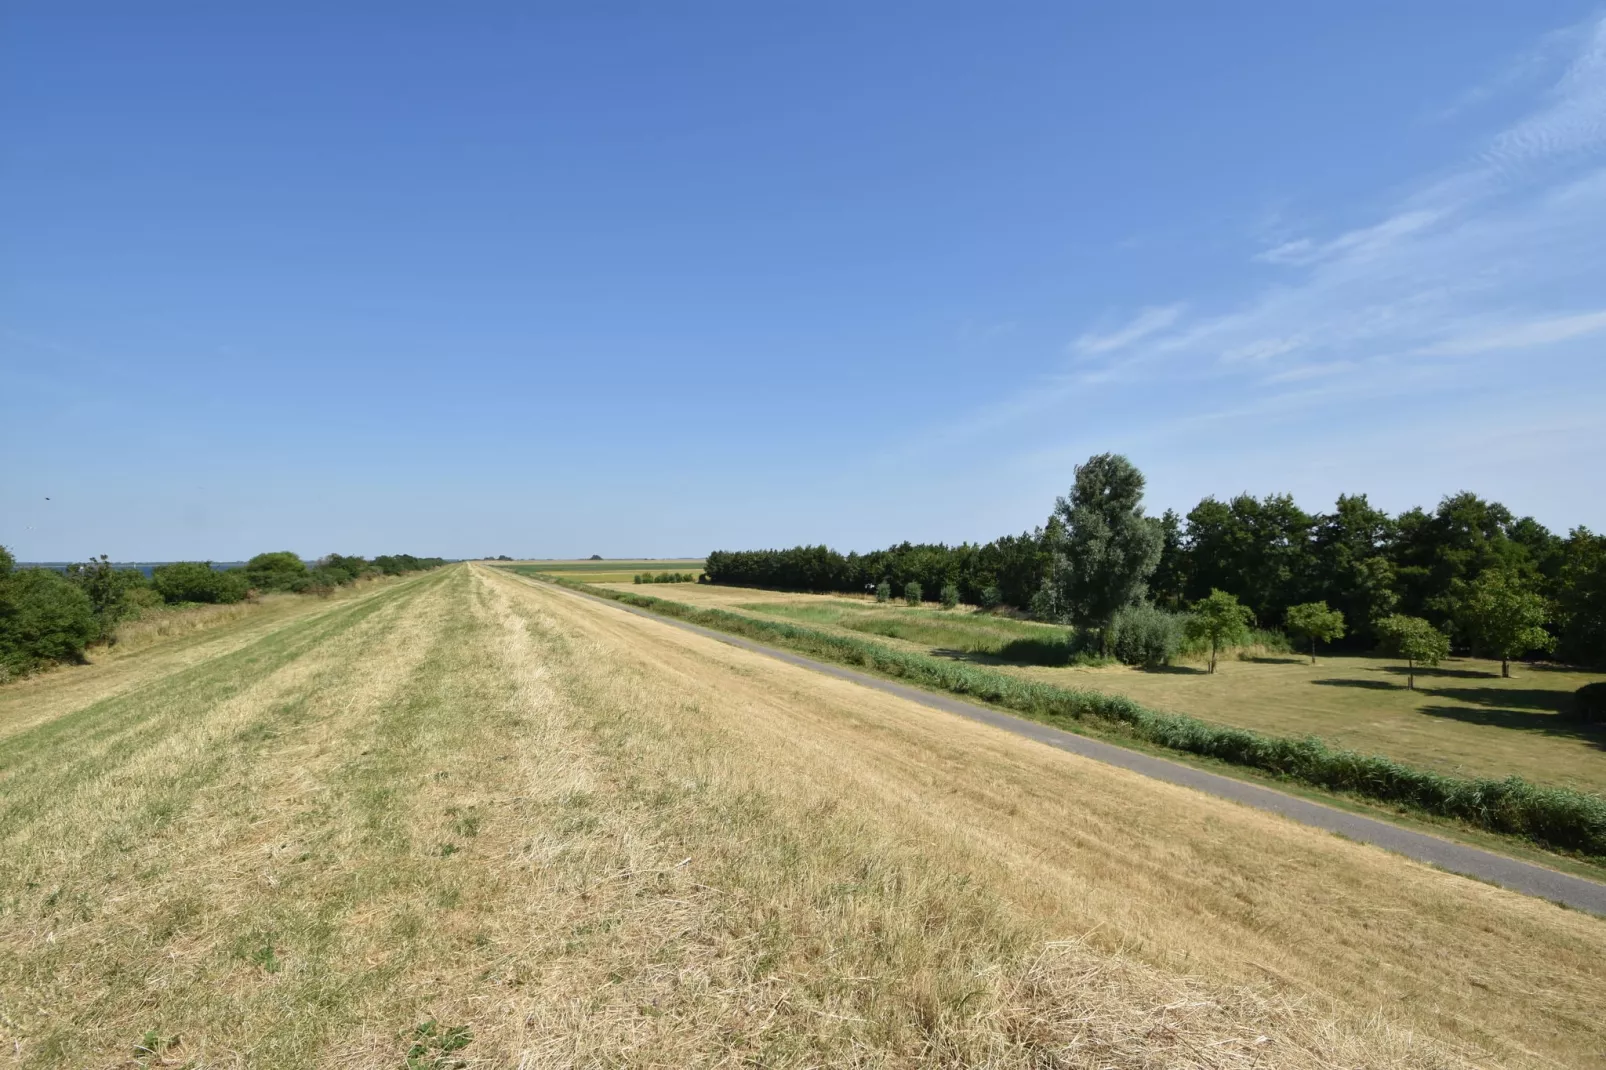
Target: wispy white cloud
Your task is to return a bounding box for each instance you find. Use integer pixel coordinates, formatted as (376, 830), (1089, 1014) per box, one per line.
(1417, 309), (1606, 355)
(1484, 16), (1606, 169)
(880, 15), (1606, 527)
(1253, 209), (1447, 266)
(1056, 14), (1606, 396)
(1072, 304), (1184, 355)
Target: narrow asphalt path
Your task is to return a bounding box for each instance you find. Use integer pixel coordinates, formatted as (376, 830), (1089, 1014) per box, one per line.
(551, 580), (1606, 916)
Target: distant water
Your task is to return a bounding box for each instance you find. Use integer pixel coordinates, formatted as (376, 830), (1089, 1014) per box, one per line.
(17, 561), (246, 577)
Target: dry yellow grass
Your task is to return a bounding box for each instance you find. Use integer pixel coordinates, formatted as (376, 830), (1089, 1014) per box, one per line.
(0, 563), (1600, 1068)
(0, 576), (411, 744)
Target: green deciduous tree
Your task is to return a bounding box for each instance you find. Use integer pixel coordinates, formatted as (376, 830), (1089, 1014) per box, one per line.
(1376, 614), (1449, 690)
(1458, 568), (1554, 677)
(1148, 509), (1187, 611)
(1051, 454), (1163, 648)
(1183, 589), (1255, 673)
(1555, 528), (1606, 668)
(903, 581), (923, 606)
(1284, 601), (1346, 664)
(939, 583), (959, 609)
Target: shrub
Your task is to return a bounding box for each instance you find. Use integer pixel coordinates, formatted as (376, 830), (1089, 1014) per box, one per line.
(64, 555), (153, 641)
(293, 567), (347, 597)
(0, 558), (97, 675)
(979, 585), (1002, 610)
(1574, 682), (1606, 724)
(373, 554), (445, 576)
(316, 554), (369, 584)
(875, 581), (892, 603)
(151, 562), (249, 605)
(904, 582), (923, 606)
(940, 583), (960, 609)
(244, 551), (308, 592)
(1247, 628), (1294, 654)
(1028, 582), (1061, 622)
(1107, 604), (1185, 667)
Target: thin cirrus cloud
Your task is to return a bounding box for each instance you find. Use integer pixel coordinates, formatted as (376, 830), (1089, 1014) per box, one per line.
(1483, 15), (1606, 170)
(1071, 304), (1184, 356)
(872, 14), (1606, 504)
(1417, 308), (1606, 356)
(1056, 13), (1606, 402)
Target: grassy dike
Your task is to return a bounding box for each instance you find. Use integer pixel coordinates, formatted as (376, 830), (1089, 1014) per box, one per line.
(541, 576), (1606, 860)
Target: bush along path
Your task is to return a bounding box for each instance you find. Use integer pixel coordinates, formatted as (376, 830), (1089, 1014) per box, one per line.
(535, 576), (1606, 871)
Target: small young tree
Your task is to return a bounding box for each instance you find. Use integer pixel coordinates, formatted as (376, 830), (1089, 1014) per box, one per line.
(875, 581), (892, 603)
(1459, 568), (1554, 677)
(940, 583), (960, 609)
(1183, 589), (1254, 673)
(1284, 601), (1346, 664)
(979, 585), (1002, 610)
(903, 581), (923, 606)
(1376, 614), (1450, 690)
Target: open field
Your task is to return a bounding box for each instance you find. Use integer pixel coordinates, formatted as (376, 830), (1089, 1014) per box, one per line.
(500, 561), (706, 585)
(603, 583), (1606, 794)
(499, 559), (705, 573)
(0, 562), (1602, 1067)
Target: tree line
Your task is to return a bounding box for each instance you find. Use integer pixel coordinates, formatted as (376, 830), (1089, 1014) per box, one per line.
(703, 456), (1605, 670)
(0, 549), (446, 678)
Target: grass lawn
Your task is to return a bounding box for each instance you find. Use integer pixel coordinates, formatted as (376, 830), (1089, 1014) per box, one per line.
(600, 583), (1606, 793)
(2, 562), (1601, 1067)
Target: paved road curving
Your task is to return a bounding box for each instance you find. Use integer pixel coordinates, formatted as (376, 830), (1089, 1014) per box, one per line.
(554, 581), (1606, 916)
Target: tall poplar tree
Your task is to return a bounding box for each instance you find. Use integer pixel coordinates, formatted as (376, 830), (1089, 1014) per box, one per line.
(1051, 454), (1163, 648)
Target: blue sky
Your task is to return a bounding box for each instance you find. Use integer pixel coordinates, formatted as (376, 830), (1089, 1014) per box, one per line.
(4, 4), (1605, 560)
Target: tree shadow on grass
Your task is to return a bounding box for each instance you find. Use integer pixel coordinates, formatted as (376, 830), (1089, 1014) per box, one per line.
(1311, 678), (1401, 691)
(1140, 663), (1209, 675)
(1379, 665), (1499, 680)
(929, 647), (1068, 669)
(1425, 687), (1570, 713)
(1416, 705), (1605, 750)
(1241, 656), (1306, 665)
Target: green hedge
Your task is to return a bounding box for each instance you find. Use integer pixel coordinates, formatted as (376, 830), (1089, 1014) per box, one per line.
(551, 576), (1606, 858)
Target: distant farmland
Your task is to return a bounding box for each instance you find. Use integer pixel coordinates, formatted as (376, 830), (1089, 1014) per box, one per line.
(502, 559), (705, 584)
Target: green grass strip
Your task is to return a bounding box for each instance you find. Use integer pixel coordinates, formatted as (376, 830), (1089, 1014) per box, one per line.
(548, 576), (1606, 859)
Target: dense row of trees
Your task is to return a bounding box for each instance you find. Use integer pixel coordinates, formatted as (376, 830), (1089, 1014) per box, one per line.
(703, 456), (1606, 669)
(0, 549), (446, 678)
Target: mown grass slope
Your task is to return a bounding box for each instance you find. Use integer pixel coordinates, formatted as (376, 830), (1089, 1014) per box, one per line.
(0, 564), (1602, 1067)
